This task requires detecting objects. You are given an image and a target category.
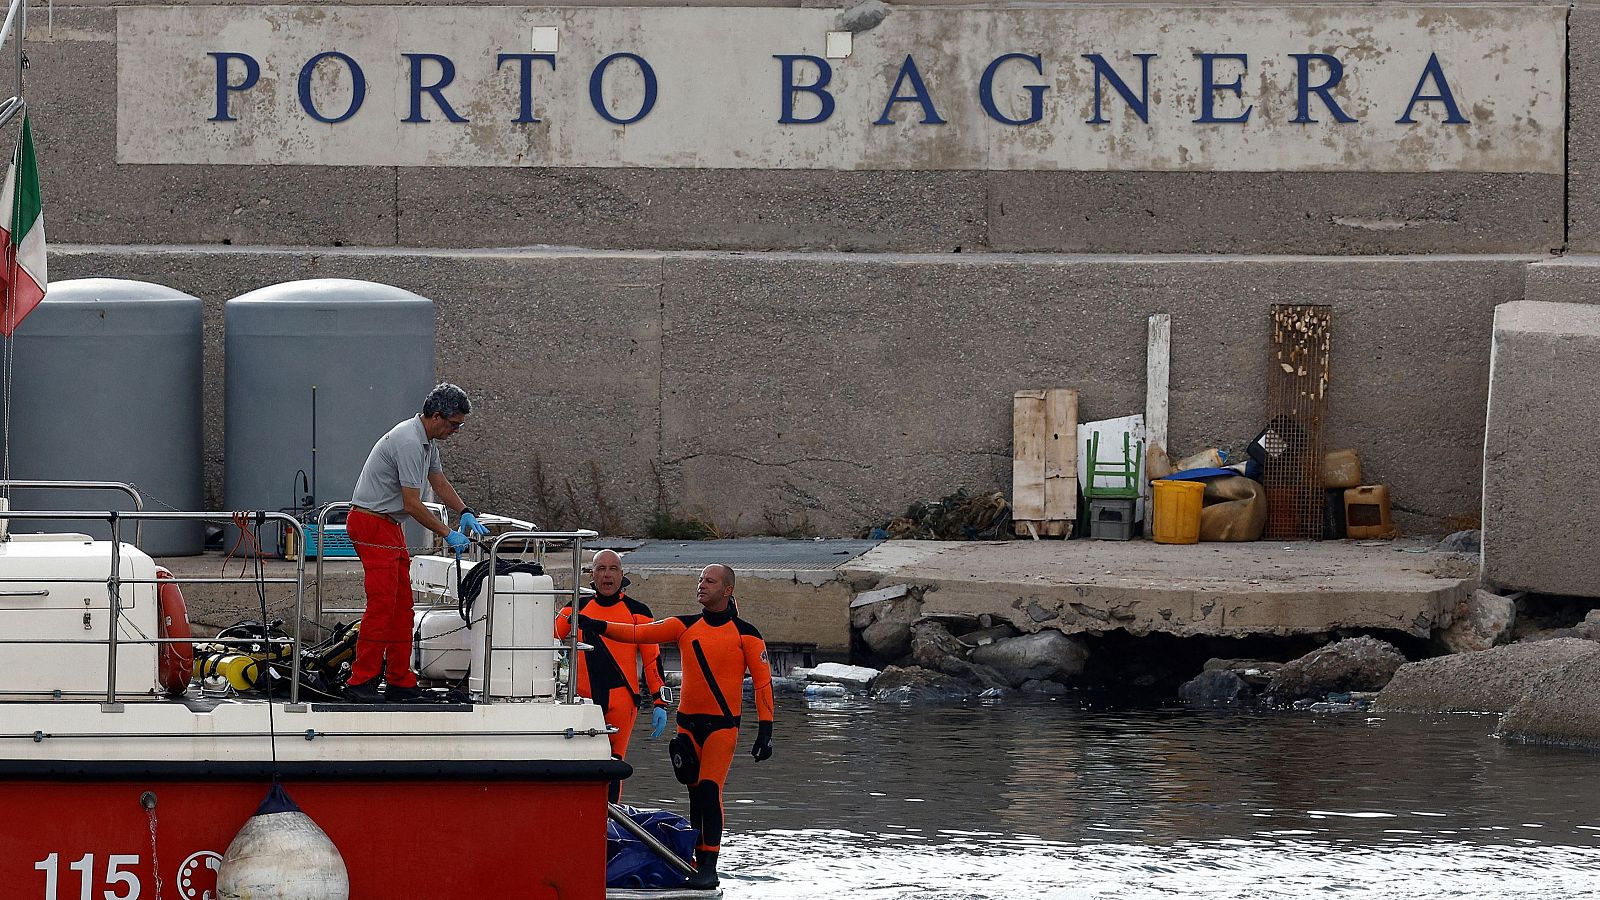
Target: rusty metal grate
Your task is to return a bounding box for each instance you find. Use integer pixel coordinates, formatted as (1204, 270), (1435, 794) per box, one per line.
(1263, 304), (1332, 541)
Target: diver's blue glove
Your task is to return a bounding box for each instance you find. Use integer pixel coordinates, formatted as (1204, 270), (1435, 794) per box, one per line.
(444, 529), (471, 554)
(458, 508), (489, 537)
(651, 705), (669, 739)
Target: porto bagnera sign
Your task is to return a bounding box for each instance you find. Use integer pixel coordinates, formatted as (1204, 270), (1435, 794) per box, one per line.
(117, 5), (1563, 171)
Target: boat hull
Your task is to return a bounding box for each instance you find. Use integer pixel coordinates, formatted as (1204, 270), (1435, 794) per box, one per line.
(4, 776), (611, 900)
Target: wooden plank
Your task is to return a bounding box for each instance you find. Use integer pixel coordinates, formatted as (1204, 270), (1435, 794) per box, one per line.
(1012, 390), (1048, 530)
(1145, 314), (1171, 459)
(1043, 388), (1079, 528)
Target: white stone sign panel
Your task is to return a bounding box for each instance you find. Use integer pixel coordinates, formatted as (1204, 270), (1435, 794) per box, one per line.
(116, 5), (1565, 171)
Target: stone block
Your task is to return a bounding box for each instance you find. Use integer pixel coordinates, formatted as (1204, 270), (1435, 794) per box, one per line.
(1483, 301), (1600, 597)
(1376, 638), (1599, 714)
(1498, 650), (1600, 749)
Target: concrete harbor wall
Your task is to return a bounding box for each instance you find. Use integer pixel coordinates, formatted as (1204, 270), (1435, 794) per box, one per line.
(24, 0), (1598, 544)
(53, 245), (1529, 537)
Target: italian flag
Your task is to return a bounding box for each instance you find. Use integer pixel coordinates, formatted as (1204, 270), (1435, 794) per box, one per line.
(0, 114), (44, 337)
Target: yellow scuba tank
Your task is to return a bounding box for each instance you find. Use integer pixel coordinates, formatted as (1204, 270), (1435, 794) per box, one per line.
(194, 653), (264, 690)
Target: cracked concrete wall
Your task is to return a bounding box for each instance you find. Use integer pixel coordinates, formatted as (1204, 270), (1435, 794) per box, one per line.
(53, 245), (1527, 536)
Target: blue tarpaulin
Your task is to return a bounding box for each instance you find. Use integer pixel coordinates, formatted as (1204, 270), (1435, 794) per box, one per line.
(606, 805), (697, 889)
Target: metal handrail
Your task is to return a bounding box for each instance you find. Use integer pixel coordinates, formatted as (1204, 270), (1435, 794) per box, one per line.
(0, 509), (306, 705)
(313, 501), (356, 616)
(483, 529), (596, 703)
(314, 500), (454, 616)
(0, 480), (146, 549)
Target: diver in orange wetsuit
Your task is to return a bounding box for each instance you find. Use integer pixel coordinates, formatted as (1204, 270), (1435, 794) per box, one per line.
(555, 549), (670, 803)
(579, 563), (774, 890)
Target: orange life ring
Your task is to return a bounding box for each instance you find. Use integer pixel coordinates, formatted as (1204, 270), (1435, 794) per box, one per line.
(155, 566), (194, 695)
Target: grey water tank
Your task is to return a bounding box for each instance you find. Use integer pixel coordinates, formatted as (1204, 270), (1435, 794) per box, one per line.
(224, 279), (435, 555)
(0, 278), (204, 555)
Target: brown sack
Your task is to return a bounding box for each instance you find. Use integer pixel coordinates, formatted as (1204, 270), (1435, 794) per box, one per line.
(1199, 476), (1267, 541)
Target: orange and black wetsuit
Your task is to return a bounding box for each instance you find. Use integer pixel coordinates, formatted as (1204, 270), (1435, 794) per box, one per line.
(555, 591), (668, 801)
(592, 604), (774, 866)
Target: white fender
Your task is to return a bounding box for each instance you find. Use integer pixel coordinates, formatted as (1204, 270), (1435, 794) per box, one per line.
(218, 785), (349, 900)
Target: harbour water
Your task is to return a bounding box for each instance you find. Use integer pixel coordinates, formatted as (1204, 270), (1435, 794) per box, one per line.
(620, 697), (1600, 899)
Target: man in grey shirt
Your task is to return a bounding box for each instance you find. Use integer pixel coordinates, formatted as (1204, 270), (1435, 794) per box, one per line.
(344, 382), (489, 703)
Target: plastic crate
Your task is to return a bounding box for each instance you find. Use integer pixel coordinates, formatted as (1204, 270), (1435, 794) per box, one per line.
(1088, 499), (1136, 541)
(288, 523), (360, 560)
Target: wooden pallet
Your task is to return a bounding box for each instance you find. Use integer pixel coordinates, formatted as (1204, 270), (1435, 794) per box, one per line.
(1012, 388), (1078, 538)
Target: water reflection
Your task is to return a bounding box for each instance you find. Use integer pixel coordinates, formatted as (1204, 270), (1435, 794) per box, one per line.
(619, 698), (1600, 899)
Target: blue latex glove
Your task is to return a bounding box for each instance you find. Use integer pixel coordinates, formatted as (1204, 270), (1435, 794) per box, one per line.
(650, 705), (669, 739)
(444, 529), (471, 554)
(458, 511), (489, 537)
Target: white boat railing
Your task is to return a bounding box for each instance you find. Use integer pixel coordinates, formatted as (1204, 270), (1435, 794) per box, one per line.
(0, 507), (308, 706)
(0, 479), (147, 547)
(0, 490), (598, 707)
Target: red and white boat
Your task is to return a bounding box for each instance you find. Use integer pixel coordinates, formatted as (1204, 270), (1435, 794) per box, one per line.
(0, 492), (623, 900)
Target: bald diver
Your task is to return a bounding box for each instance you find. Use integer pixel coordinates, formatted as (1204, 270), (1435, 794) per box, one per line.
(579, 563), (774, 890)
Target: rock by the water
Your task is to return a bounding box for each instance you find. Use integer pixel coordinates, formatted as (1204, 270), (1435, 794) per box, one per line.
(861, 617), (912, 659)
(940, 657), (1014, 691)
(853, 586), (919, 660)
(957, 623), (1020, 648)
(1440, 589), (1517, 654)
(1572, 609), (1600, 642)
(1202, 658), (1282, 686)
(792, 662), (880, 688)
(1376, 638), (1600, 713)
(968, 630), (1089, 687)
(1179, 669), (1250, 705)
(1436, 530), (1482, 554)
(871, 665), (976, 703)
(911, 620), (968, 669)
(1263, 636), (1407, 705)
(1499, 650), (1600, 749)
(1021, 679), (1068, 697)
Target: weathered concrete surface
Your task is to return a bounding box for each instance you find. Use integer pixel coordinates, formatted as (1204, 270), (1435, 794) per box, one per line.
(989, 173), (1562, 255)
(1375, 638), (1600, 714)
(396, 168), (991, 254)
(52, 246), (1532, 536)
(24, 5), (1562, 254)
(1482, 301), (1600, 597)
(119, 6), (1563, 172)
(1566, 7), (1600, 252)
(1521, 256), (1600, 306)
(1498, 650), (1600, 749)
(32, 9), (399, 250)
(839, 539), (1474, 639)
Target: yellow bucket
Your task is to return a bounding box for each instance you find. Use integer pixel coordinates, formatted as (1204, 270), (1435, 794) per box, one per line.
(1151, 479), (1206, 545)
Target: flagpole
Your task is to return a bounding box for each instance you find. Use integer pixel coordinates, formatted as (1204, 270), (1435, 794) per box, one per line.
(1, 0), (24, 519)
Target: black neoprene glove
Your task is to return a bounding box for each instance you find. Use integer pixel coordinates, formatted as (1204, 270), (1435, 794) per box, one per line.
(575, 614), (606, 635)
(751, 721), (773, 762)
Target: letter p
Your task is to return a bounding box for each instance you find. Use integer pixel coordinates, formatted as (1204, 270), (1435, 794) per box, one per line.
(209, 52), (261, 122)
